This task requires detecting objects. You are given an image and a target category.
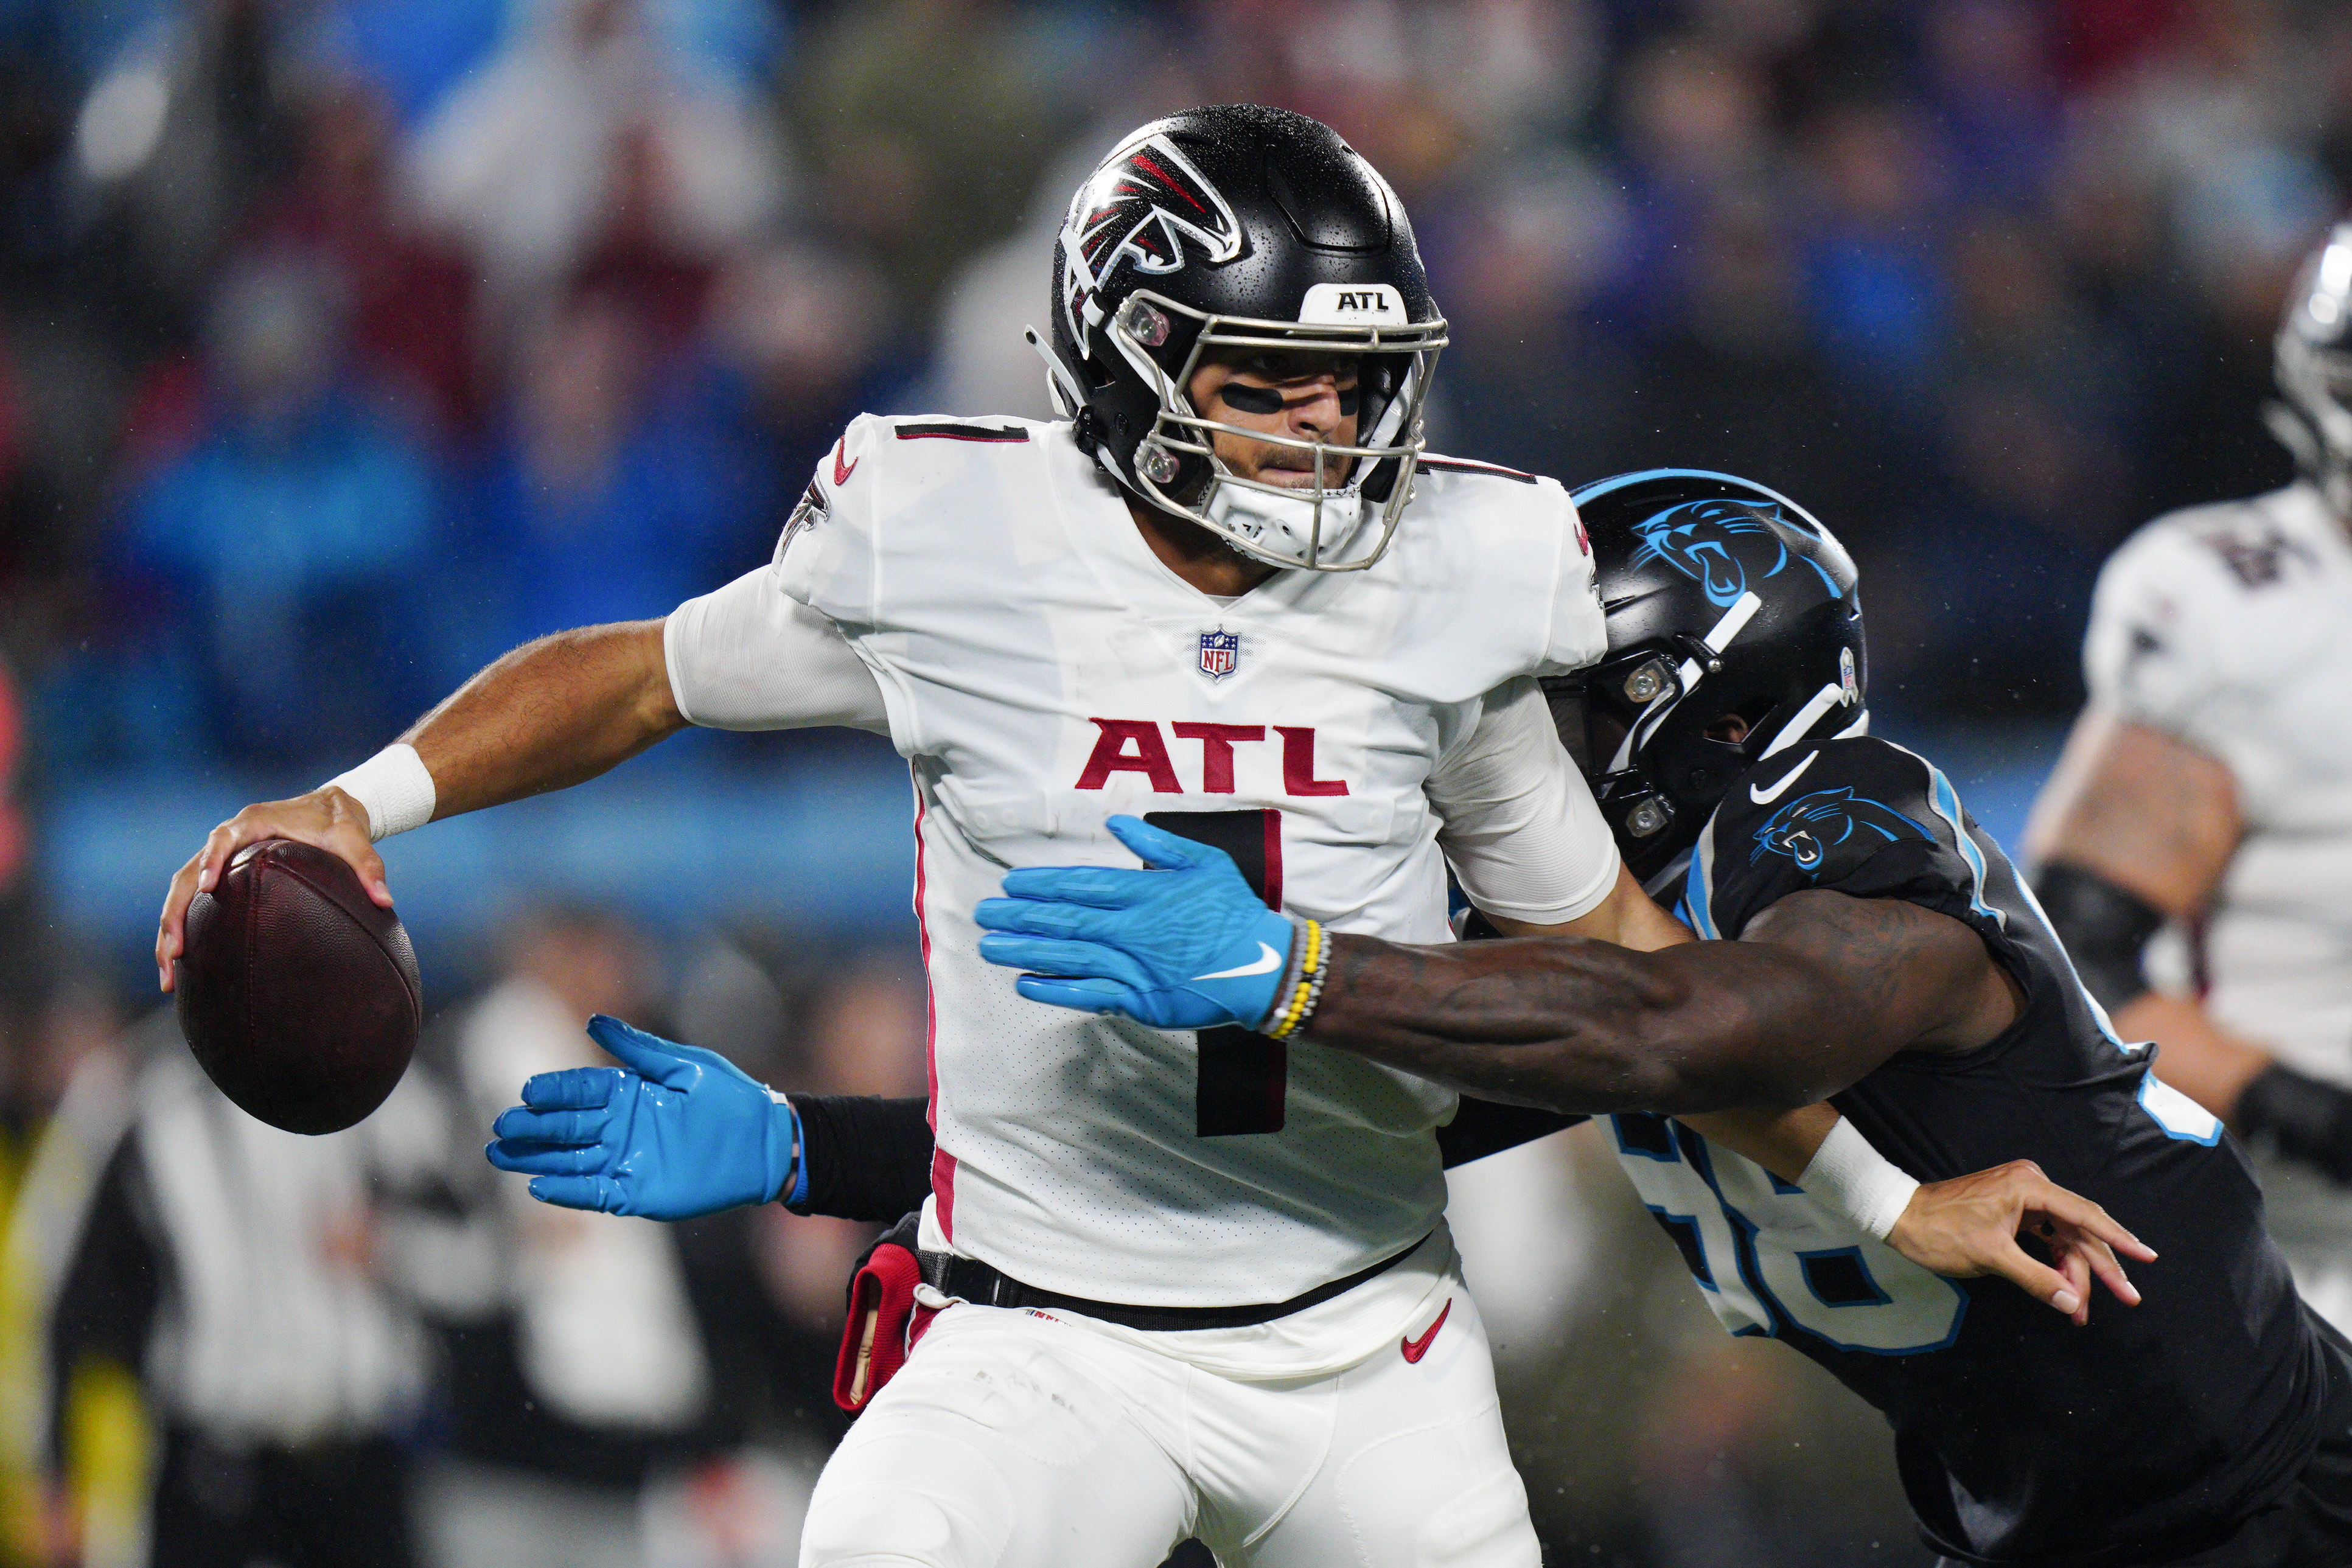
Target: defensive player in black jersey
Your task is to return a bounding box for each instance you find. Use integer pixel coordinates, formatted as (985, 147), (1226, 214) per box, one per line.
(967, 471), (2352, 1567)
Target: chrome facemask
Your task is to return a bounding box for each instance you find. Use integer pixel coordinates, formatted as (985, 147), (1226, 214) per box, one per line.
(1109, 288), (1446, 573)
(2271, 223), (2352, 520)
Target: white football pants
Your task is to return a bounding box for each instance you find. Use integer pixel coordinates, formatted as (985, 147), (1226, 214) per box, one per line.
(798, 1284), (1538, 1568)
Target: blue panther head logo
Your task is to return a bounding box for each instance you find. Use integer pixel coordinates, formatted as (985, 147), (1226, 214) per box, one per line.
(1630, 498), (1838, 610)
(1751, 787), (1934, 873)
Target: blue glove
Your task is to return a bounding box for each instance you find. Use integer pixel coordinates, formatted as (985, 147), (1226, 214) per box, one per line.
(975, 815), (1297, 1030)
(484, 1014), (802, 1219)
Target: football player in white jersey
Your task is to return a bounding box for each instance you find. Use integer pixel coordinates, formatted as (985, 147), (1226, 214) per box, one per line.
(2026, 220), (2352, 1333)
(159, 108), (2013, 1567)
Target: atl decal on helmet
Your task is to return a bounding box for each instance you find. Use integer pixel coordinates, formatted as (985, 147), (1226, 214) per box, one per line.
(1058, 131), (1243, 349)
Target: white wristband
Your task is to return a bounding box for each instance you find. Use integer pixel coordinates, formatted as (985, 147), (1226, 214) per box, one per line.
(1798, 1117), (1921, 1241)
(322, 743), (437, 842)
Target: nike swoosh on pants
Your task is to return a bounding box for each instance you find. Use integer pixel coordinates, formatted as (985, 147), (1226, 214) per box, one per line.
(1401, 1298), (1453, 1363)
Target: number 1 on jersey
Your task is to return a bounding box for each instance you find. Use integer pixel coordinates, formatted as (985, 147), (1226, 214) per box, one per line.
(1144, 809), (1288, 1137)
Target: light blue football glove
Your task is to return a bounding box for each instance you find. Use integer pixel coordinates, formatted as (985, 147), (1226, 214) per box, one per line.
(484, 1014), (803, 1219)
(975, 814), (1297, 1031)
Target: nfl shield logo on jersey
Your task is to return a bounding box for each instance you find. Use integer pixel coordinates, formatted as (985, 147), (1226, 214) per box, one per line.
(1198, 628), (1240, 681)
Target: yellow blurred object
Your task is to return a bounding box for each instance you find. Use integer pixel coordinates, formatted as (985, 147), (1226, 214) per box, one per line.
(0, 1131), (40, 1568)
(60, 1359), (149, 1568)
(0, 1121), (150, 1568)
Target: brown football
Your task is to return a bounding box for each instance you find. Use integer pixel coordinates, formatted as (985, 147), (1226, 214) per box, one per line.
(175, 838), (423, 1134)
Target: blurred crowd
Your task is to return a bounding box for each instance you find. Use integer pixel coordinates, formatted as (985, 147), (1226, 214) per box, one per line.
(0, 0), (2342, 1563)
(0, 0), (2337, 787)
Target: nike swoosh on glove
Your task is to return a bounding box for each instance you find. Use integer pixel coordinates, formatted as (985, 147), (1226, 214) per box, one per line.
(484, 1014), (801, 1219)
(974, 814), (1298, 1031)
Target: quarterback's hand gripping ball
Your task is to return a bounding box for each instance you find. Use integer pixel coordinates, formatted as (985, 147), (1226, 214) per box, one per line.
(977, 815), (1297, 1031)
(485, 1015), (801, 1219)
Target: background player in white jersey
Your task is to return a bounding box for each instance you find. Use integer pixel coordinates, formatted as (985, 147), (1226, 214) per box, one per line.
(158, 106), (1975, 1567)
(2027, 220), (2352, 1331)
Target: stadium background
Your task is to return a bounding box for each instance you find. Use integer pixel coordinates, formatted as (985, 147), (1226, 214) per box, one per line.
(0, 0), (2345, 1563)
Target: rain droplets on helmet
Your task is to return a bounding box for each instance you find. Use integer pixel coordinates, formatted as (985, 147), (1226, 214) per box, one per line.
(1030, 105), (1447, 573)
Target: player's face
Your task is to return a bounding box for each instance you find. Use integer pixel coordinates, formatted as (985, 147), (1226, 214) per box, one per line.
(1187, 348), (1362, 491)
(1577, 706), (1748, 779)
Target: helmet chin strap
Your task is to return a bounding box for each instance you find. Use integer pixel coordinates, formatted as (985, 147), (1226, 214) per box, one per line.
(1025, 326), (1088, 419)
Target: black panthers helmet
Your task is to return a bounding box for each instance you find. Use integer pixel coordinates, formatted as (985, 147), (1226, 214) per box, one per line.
(1554, 470), (1867, 885)
(1031, 104), (1447, 572)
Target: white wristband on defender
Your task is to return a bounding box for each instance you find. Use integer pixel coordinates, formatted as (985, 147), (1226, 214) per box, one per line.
(1799, 1117), (1921, 1241)
(322, 743), (437, 842)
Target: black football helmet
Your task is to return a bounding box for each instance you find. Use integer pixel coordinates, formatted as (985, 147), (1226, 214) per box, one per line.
(1551, 470), (1868, 885)
(1031, 104), (1447, 572)
(2269, 220), (2352, 518)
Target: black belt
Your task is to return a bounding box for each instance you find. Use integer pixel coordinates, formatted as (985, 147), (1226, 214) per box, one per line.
(920, 1235), (1427, 1333)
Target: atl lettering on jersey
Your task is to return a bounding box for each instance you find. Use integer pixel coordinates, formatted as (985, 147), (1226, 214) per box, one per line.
(1075, 721), (1349, 796)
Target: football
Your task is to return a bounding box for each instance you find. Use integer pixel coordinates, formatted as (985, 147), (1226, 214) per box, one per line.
(175, 838), (423, 1135)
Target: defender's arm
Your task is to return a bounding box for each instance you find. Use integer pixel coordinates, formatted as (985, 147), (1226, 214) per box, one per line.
(1484, 874), (1854, 1191)
(1316, 893), (2139, 1319)
(977, 815), (2148, 1317)
(1311, 888), (2014, 1116)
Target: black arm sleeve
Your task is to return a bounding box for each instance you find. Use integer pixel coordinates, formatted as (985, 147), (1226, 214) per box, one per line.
(2234, 1065), (2352, 1185)
(48, 1135), (165, 1476)
(783, 1084), (1583, 1224)
(1439, 1098), (1587, 1166)
(2029, 861), (2164, 1012)
(784, 1095), (937, 1222)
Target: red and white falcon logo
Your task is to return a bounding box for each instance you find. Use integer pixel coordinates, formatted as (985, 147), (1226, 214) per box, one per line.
(1059, 132), (1242, 344)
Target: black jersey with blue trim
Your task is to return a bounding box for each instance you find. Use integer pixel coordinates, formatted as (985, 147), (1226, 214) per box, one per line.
(1622, 734), (2328, 1566)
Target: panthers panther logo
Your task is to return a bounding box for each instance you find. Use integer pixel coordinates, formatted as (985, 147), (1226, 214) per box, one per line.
(1751, 787), (1933, 873)
(1630, 498), (1841, 610)
(1059, 133), (1243, 345)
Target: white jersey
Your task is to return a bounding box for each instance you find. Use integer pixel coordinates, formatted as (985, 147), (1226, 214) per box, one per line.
(669, 414), (1615, 1308)
(2084, 481), (2352, 1076)
(2084, 481), (2352, 1292)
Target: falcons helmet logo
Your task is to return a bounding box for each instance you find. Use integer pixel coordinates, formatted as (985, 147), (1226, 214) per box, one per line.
(1059, 133), (1243, 345)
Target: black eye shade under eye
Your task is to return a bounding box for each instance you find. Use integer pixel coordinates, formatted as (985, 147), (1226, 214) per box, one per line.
(1215, 384), (1364, 416)
(1216, 383), (1285, 414)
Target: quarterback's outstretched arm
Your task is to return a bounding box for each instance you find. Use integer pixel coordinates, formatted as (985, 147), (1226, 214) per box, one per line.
(159, 565), (895, 991)
(157, 621), (682, 989)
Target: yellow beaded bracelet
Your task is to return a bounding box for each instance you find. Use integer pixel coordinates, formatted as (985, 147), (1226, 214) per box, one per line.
(1263, 919), (1326, 1040)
